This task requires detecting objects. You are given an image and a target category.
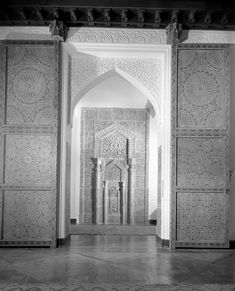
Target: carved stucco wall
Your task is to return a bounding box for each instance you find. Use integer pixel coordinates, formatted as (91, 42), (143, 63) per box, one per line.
(71, 56), (162, 116)
(80, 107), (149, 225)
(0, 41), (59, 246)
(1, 27), (235, 44)
(67, 28), (235, 45)
(171, 44), (230, 248)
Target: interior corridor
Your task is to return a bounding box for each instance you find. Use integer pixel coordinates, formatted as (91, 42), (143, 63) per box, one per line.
(0, 235), (235, 290)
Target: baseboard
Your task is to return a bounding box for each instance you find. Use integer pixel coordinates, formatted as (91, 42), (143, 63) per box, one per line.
(0, 240), (51, 247)
(156, 235), (170, 248)
(56, 234), (71, 247)
(70, 218), (77, 225)
(230, 240), (235, 249)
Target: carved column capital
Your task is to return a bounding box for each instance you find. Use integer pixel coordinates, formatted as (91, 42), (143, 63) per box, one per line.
(95, 157), (103, 171)
(49, 20), (66, 41)
(166, 21), (182, 45)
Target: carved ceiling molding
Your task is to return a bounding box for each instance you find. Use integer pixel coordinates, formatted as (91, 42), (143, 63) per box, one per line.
(1, 27), (235, 44)
(0, 26), (51, 40)
(0, 4), (234, 31)
(68, 28), (235, 44)
(67, 27), (167, 44)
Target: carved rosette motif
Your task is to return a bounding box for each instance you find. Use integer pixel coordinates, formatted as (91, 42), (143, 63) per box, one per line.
(177, 192), (226, 242)
(178, 49), (225, 128)
(6, 46), (54, 125)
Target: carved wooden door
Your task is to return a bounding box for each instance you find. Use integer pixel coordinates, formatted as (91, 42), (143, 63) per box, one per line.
(0, 41), (60, 247)
(171, 44), (230, 248)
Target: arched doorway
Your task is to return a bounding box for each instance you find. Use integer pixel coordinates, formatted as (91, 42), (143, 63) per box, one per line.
(70, 69), (159, 233)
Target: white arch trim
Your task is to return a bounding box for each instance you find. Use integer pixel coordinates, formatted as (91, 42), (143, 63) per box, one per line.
(71, 68), (160, 124)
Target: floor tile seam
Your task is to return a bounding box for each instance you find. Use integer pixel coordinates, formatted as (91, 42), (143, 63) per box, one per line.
(70, 248), (159, 254)
(71, 252), (152, 279)
(3, 253), (70, 267)
(209, 253), (235, 265)
(70, 250), (144, 263)
(177, 262), (232, 283)
(0, 265), (43, 284)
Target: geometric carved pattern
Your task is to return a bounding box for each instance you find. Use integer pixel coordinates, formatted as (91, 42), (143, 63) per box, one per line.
(72, 57), (161, 114)
(177, 137), (225, 187)
(176, 192), (226, 242)
(105, 163), (122, 181)
(95, 123), (135, 159)
(171, 44), (230, 248)
(4, 135), (52, 186)
(6, 46), (54, 125)
(108, 185), (120, 215)
(102, 132), (127, 160)
(0, 42), (59, 247)
(81, 108), (148, 225)
(178, 49), (225, 128)
(3, 191), (55, 240)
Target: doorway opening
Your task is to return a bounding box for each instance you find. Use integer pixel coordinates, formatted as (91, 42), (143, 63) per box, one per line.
(70, 69), (159, 234)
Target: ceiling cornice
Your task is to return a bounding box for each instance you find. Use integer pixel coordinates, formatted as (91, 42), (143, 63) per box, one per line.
(0, 0), (234, 31)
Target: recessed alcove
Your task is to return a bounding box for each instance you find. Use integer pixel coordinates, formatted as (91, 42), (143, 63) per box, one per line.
(70, 71), (159, 233)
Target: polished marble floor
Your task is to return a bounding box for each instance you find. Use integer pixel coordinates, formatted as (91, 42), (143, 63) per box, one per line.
(0, 235), (235, 287)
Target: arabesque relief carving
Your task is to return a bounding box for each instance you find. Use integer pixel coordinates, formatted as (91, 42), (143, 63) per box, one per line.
(177, 137), (225, 187)
(72, 57), (161, 108)
(6, 46), (54, 125)
(3, 191), (56, 240)
(177, 49), (225, 128)
(177, 192), (226, 242)
(80, 108), (149, 226)
(0, 42), (59, 246)
(5, 135), (52, 186)
(171, 45), (230, 248)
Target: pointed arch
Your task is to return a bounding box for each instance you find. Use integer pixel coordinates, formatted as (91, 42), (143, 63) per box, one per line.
(71, 68), (160, 124)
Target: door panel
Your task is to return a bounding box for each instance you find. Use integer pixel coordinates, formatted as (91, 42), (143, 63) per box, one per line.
(0, 41), (60, 247)
(171, 44), (230, 248)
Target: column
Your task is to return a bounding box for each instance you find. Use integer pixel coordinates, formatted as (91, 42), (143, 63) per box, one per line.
(95, 158), (103, 224)
(121, 181), (126, 224)
(128, 158), (136, 225)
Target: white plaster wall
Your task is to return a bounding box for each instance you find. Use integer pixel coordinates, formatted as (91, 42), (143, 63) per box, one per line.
(230, 45), (235, 240)
(70, 74), (159, 220)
